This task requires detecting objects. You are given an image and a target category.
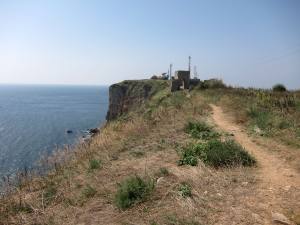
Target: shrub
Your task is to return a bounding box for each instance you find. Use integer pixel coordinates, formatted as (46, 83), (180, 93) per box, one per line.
(272, 84), (287, 92)
(88, 159), (102, 171)
(82, 185), (97, 199)
(114, 176), (155, 210)
(195, 140), (256, 168)
(178, 183), (192, 198)
(185, 121), (220, 140)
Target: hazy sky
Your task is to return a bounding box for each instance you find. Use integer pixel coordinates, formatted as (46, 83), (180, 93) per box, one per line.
(0, 0), (299, 88)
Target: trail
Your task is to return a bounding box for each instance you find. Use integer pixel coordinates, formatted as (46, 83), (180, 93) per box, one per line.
(210, 104), (300, 224)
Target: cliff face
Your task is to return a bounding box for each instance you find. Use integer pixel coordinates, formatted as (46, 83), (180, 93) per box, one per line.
(106, 80), (168, 121)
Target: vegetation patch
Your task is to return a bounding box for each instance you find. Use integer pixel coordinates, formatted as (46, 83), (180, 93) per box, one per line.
(43, 183), (57, 205)
(178, 140), (256, 168)
(185, 121), (220, 140)
(88, 159), (102, 171)
(197, 140), (256, 168)
(178, 183), (192, 198)
(158, 167), (169, 176)
(81, 185), (97, 199)
(177, 145), (198, 166)
(114, 175), (155, 210)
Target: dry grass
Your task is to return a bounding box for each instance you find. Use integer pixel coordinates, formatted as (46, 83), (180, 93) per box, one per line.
(1, 87), (299, 225)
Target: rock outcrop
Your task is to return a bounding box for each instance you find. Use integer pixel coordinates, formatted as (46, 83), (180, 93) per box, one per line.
(106, 80), (168, 121)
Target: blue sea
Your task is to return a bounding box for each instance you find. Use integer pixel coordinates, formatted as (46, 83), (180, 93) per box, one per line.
(0, 85), (108, 178)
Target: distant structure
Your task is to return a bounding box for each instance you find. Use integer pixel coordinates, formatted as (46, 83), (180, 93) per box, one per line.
(171, 56), (200, 92)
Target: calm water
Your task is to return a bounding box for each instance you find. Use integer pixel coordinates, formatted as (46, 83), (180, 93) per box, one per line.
(0, 85), (108, 178)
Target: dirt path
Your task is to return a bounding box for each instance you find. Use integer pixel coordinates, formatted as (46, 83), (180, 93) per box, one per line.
(210, 104), (300, 224)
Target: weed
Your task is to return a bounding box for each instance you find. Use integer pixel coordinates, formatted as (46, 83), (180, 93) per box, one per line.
(177, 146), (198, 166)
(130, 150), (145, 158)
(166, 214), (201, 225)
(82, 185), (97, 199)
(9, 202), (33, 214)
(43, 183), (57, 205)
(247, 107), (273, 132)
(178, 183), (192, 198)
(88, 159), (102, 171)
(115, 175), (155, 210)
(158, 167), (169, 176)
(185, 121), (220, 140)
(278, 120), (291, 129)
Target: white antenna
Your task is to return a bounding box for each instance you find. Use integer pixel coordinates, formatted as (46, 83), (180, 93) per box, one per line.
(170, 64), (173, 80)
(194, 66), (198, 79)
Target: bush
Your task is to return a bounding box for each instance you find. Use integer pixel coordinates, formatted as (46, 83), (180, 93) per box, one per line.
(185, 121), (220, 140)
(196, 140), (256, 168)
(178, 183), (192, 198)
(115, 176), (155, 210)
(272, 84), (287, 92)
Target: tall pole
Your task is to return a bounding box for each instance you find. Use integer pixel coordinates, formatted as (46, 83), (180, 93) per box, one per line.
(170, 64), (173, 80)
(188, 56), (191, 72)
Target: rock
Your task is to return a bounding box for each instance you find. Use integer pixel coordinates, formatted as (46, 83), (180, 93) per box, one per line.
(88, 128), (100, 135)
(272, 212), (291, 225)
(66, 130), (73, 134)
(106, 80), (168, 121)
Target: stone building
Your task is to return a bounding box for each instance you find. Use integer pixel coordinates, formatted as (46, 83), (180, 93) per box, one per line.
(171, 70), (190, 91)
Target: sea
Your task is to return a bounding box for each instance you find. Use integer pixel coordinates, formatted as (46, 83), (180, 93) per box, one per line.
(0, 84), (108, 179)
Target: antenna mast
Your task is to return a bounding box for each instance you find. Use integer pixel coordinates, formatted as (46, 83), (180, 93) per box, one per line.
(188, 56), (191, 72)
(169, 64), (173, 80)
(194, 66), (198, 79)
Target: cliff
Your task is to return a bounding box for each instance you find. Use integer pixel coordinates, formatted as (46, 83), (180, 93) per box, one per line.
(106, 79), (168, 120)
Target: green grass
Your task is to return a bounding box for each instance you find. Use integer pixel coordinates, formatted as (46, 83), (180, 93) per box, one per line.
(178, 145), (198, 166)
(178, 140), (256, 168)
(88, 159), (102, 171)
(158, 167), (169, 176)
(178, 183), (192, 198)
(43, 183), (57, 205)
(197, 140), (256, 168)
(114, 175), (155, 210)
(185, 121), (220, 140)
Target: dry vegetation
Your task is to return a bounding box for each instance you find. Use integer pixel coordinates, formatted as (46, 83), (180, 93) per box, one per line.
(1, 82), (300, 225)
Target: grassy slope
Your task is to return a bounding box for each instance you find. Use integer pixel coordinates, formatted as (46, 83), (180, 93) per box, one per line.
(1, 83), (300, 225)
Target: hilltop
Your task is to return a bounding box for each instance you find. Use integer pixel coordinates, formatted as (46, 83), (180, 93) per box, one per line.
(1, 80), (300, 225)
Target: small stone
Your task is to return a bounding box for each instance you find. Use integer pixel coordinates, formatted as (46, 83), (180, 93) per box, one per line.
(272, 212), (291, 225)
(203, 191), (208, 195)
(217, 193), (222, 197)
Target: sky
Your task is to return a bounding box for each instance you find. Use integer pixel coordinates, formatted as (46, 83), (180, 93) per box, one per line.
(0, 0), (299, 89)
